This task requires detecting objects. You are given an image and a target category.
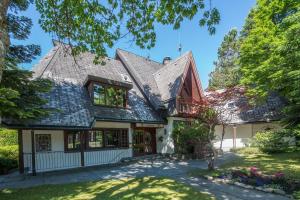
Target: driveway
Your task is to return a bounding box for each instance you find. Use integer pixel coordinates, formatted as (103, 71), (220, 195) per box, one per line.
(0, 153), (289, 200)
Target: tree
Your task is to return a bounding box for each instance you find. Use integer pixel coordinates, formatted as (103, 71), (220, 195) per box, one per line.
(0, 0), (52, 120)
(196, 87), (244, 170)
(239, 0), (300, 127)
(0, 0), (220, 82)
(208, 29), (241, 90)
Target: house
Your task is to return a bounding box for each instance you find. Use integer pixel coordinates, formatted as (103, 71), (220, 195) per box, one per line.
(2, 41), (204, 174)
(2, 41), (284, 174)
(210, 90), (284, 151)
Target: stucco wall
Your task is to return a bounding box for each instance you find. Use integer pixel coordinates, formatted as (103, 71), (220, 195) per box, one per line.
(156, 117), (192, 154)
(213, 122), (282, 151)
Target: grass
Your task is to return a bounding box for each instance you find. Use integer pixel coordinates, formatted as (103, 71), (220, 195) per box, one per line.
(189, 147), (300, 199)
(191, 147), (300, 179)
(0, 177), (215, 200)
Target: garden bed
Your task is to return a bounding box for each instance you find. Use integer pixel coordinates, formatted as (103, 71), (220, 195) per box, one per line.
(201, 166), (300, 198)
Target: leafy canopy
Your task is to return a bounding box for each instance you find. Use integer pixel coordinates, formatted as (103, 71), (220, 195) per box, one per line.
(35, 0), (220, 61)
(239, 0), (300, 127)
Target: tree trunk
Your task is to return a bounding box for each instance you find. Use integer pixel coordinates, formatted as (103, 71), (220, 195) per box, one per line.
(0, 0), (10, 83)
(207, 124), (215, 171)
(220, 124), (225, 150)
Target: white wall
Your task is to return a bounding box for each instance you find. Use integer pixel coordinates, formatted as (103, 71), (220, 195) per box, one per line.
(156, 117), (191, 154)
(22, 122), (133, 173)
(213, 122), (282, 151)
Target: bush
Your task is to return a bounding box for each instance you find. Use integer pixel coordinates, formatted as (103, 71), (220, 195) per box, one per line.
(230, 147), (262, 155)
(172, 120), (213, 158)
(0, 129), (18, 146)
(0, 145), (18, 174)
(252, 130), (290, 153)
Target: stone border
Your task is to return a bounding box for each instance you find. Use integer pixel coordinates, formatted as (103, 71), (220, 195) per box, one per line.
(203, 175), (294, 199)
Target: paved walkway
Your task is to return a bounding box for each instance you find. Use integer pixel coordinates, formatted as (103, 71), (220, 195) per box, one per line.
(0, 153), (289, 200)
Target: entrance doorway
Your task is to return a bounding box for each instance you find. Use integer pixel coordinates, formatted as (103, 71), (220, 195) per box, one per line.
(132, 128), (157, 156)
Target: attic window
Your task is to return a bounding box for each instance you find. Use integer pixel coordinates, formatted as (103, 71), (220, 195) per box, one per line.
(93, 83), (127, 107)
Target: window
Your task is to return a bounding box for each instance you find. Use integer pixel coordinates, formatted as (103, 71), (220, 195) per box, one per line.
(94, 84), (105, 105)
(104, 130), (119, 147)
(93, 83), (126, 107)
(64, 129), (128, 152)
(65, 131), (81, 151)
(104, 129), (128, 148)
(35, 134), (51, 152)
(88, 130), (103, 148)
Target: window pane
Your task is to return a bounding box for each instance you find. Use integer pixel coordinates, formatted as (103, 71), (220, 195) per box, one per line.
(105, 130), (119, 147)
(94, 84), (105, 105)
(88, 130), (103, 148)
(120, 130), (128, 147)
(35, 134), (51, 152)
(66, 132), (81, 150)
(116, 88), (125, 107)
(106, 87), (117, 106)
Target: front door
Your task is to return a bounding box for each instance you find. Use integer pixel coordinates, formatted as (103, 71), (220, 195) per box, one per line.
(133, 128), (157, 156)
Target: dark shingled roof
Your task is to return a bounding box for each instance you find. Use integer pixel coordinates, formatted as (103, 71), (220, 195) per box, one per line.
(116, 49), (192, 115)
(2, 43), (165, 128)
(205, 90), (285, 124)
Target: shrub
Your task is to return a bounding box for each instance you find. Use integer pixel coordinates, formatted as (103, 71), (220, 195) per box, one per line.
(0, 145), (18, 174)
(252, 130), (290, 153)
(230, 147), (261, 155)
(0, 129), (18, 146)
(172, 120), (212, 158)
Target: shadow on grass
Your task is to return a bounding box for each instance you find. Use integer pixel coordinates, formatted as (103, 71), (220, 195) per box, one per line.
(0, 177), (214, 200)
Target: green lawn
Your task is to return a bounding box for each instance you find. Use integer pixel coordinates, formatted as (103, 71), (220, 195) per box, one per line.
(190, 147), (300, 199)
(191, 147), (300, 179)
(0, 177), (215, 200)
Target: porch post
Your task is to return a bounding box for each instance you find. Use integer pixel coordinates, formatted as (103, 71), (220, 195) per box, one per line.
(18, 129), (24, 174)
(31, 130), (36, 176)
(233, 125), (237, 149)
(80, 131), (85, 167)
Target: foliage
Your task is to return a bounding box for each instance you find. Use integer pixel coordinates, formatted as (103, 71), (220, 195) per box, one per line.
(172, 120), (210, 157)
(0, 69), (52, 120)
(0, 0), (52, 120)
(0, 177), (215, 200)
(230, 147), (262, 155)
(0, 128), (17, 146)
(208, 29), (241, 89)
(252, 130), (291, 153)
(239, 0), (300, 127)
(35, 0), (220, 63)
(0, 145), (18, 174)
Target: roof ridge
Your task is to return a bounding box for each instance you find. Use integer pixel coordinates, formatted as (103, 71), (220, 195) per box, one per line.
(153, 51), (191, 77)
(116, 48), (163, 65)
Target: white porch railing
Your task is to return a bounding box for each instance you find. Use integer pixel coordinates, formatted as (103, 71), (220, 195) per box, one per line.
(23, 148), (132, 173)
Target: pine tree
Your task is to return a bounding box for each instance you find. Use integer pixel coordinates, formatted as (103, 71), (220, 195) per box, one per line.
(208, 29), (240, 90)
(0, 0), (52, 120)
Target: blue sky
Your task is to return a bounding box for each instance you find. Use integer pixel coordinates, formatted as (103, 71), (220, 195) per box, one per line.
(16, 0), (256, 89)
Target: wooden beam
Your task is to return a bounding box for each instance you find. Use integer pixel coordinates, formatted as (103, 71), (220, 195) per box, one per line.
(31, 130), (36, 176)
(233, 126), (237, 149)
(18, 130), (24, 174)
(80, 132), (85, 167)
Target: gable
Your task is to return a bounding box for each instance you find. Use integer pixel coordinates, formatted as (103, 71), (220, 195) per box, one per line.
(153, 52), (191, 102)
(178, 60), (203, 103)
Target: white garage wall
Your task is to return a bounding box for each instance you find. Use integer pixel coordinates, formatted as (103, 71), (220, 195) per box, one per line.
(213, 122), (282, 151)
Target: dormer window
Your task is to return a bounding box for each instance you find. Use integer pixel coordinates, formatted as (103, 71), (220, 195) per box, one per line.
(93, 83), (127, 107)
(84, 74), (132, 108)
